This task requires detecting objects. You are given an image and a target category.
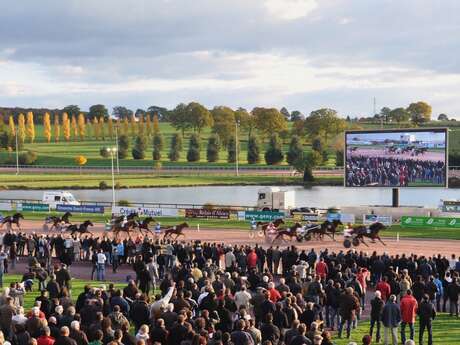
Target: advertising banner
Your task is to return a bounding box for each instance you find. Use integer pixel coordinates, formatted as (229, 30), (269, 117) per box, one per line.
(185, 208), (230, 219)
(111, 206), (178, 217)
(244, 211), (284, 221)
(363, 214), (392, 226)
(0, 202), (13, 211)
(401, 216), (460, 228)
(292, 212), (319, 222)
(56, 204), (104, 214)
(18, 203), (50, 212)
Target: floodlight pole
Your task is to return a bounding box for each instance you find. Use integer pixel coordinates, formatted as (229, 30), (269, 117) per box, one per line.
(392, 188), (399, 207)
(110, 148), (116, 206)
(115, 124), (120, 174)
(235, 121), (239, 177)
(15, 131), (19, 175)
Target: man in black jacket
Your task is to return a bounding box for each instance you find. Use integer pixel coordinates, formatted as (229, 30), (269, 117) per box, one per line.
(447, 278), (460, 317)
(260, 313), (280, 345)
(418, 294), (436, 345)
(369, 290), (384, 343)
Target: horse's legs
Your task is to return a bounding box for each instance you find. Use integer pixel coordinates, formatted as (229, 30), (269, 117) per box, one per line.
(376, 235), (386, 246)
(360, 237), (369, 247)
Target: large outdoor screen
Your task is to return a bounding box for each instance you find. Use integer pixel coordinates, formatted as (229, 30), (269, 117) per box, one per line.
(345, 128), (447, 187)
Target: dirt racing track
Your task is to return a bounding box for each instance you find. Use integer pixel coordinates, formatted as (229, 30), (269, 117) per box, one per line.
(348, 148), (444, 162)
(13, 220), (460, 258)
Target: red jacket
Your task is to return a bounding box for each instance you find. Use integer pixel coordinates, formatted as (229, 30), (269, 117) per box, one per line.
(247, 251), (258, 269)
(315, 262), (328, 279)
(37, 335), (55, 345)
(268, 288), (281, 303)
(400, 294), (418, 323)
(376, 281), (391, 301)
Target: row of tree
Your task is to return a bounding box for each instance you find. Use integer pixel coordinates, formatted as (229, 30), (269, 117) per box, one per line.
(0, 112), (163, 143)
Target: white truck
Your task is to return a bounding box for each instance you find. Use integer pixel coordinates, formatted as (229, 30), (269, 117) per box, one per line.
(257, 187), (295, 211)
(42, 191), (80, 209)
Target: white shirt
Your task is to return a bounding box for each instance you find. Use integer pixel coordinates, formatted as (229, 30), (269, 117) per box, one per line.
(234, 290), (252, 309)
(97, 253), (107, 264)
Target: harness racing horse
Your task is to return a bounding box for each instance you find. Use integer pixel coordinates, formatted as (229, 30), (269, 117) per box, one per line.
(163, 222), (189, 240)
(271, 222), (302, 243)
(112, 219), (139, 237)
(350, 222), (387, 246)
(0, 213), (24, 230)
(45, 212), (73, 231)
(112, 212), (138, 226)
(65, 220), (93, 236)
(257, 218), (285, 236)
(303, 220), (343, 241)
(136, 217), (155, 235)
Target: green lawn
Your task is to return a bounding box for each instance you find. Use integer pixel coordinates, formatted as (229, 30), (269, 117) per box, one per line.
(0, 122), (340, 168)
(333, 313), (460, 345)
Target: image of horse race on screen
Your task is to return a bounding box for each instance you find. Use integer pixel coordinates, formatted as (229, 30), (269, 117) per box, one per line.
(345, 128), (447, 187)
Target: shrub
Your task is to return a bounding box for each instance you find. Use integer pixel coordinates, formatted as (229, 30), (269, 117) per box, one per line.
(312, 137), (323, 152)
(264, 134), (284, 165)
(247, 135), (260, 164)
(187, 134), (201, 162)
(99, 147), (110, 158)
(153, 133), (164, 161)
(206, 135), (220, 163)
(169, 133), (182, 162)
(132, 135), (147, 159)
(99, 181), (108, 190)
(117, 199), (130, 206)
(335, 150), (344, 167)
(286, 135), (303, 165)
(118, 135), (129, 159)
(18, 150), (37, 165)
(227, 136), (237, 163)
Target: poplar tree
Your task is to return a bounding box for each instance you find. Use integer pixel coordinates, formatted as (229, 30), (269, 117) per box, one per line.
(169, 133), (182, 162)
(108, 117), (114, 139)
(26, 111), (35, 143)
(122, 117), (129, 135)
(99, 116), (105, 140)
(62, 112), (71, 142)
(77, 113), (86, 141)
(18, 113), (26, 143)
(54, 114), (60, 142)
(145, 114), (152, 136)
(43, 112), (52, 143)
(129, 115), (137, 137)
(92, 117), (99, 139)
(8, 115), (15, 136)
(138, 115), (144, 137)
(71, 115), (78, 140)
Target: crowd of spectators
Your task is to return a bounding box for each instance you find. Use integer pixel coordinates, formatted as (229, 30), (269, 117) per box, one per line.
(0, 233), (460, 345)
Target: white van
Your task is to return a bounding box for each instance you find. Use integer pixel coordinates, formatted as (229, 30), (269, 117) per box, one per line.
(43, 191), (80, 209)
(257, 187), (295, 211)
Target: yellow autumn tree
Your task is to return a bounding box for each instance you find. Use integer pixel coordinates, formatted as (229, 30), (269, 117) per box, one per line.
(54, 114), (60, 142)
(92, 117), (99, 140)
(122, 117), (129, 135)
(18, 113), (26, 143)
(129, 115), (137, 138)
(43, 112), (52, 143)
(99, 116), (105, 140)
(108, 117), (114, 139)
(138, 115), (144, 136)
(77, 113), (86, 141)
(145, 114), (152, 136)
(8, 115), (16, 136)
(62, 112), (70, 142)
(153, 113), (160, 135)
(26, 111), (35, 143)
(75, 155), (87, 175)
(71, 115), (78, 140)
(0, 114), (4, 133)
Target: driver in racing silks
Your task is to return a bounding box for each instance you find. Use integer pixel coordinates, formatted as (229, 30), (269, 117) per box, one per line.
(155, 222), (161, 236)
(121, 215), (128, 228)
(343, 222), (353, 238)
(250, 218), (257, 231)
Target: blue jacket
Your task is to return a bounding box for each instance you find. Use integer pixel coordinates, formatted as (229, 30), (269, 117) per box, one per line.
(382, 301), (401, 328)
(434, 278), (443, 296)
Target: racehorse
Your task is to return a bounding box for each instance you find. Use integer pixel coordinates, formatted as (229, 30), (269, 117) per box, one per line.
(271, 222), (302, 243)
(112, 212), (138, 226)
(163, 222), (189, 240)
(45, 212), (72, 231)
(257, 218), (285, 236)
(65, 220), (93, 236)
(136, 217), (155, 235)
(112, 219), (138, 237)
(0, 213), (24, 230)
(351, 222), (386, 246)
(304, 220), (343, 240)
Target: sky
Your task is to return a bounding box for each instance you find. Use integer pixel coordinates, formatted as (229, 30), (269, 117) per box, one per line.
(1, 0), (459, 118)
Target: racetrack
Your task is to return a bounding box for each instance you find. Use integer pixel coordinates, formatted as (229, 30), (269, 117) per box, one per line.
(12, 220), (460, 257)
(348, 147), (444, 162)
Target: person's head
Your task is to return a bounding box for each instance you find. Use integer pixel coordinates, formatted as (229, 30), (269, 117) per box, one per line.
(114, 329), (123, 341)
(404, 340), (416, 345)
(29, 338), (38, 345)
(406, 289), (412, 296)
(138, 325), (149, 335)
(298, 323), (306, 335)
(389, 295), (397, 303)
(48, 316), (57, 325)
(313, 334), (323, 345)
(60, 326), (70, 337)
(43, 326), (51, 336)
(70, 321), (80, 331)
(362, 334), (372, 345)
(374, 290), (381, 299)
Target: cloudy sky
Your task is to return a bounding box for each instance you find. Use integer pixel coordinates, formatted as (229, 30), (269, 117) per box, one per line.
(1, 0), (459, 117)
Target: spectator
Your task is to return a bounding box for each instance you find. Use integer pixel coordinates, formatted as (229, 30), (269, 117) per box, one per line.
(382, 295), (401, 345)
(400, 290), (417, 344)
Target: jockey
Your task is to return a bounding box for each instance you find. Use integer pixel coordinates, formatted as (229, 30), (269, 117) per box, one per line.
(155, 222), (161, 235)
(250, 218), (257, 230)
(343, 222), (353, 238)
(122, 215), (127, 227)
